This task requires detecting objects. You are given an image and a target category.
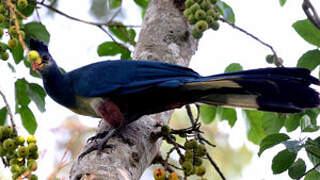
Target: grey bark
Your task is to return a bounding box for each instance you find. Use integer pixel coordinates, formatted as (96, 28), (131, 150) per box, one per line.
(69, 0), (198, 179)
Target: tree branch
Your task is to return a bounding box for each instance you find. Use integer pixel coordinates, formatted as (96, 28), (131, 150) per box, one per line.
(69, 0), (198, 179)
(0, 89), (17, 135)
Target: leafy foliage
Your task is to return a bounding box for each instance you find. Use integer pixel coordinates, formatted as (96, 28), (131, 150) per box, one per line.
(272, 149), (297, 174)
(293, 19), (320, 47)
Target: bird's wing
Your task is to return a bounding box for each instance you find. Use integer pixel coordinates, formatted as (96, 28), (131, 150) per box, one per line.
(68, 60), (200, 97)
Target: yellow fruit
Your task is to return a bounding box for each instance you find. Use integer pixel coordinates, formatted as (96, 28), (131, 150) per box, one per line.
(0, 52), (9, 61)
(15, 136), (25, 146)
(28, 50), (40, 62)
(17, 146), (29, 158)
(153, 168), (166, 180)
(27, 135), (37, 144)
(168, 172), (180, 180)
(196, 165), (206, 176)
(28, 143), (38, 153)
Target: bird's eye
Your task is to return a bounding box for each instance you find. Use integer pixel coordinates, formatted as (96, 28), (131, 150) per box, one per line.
(42, 54), (49, 61)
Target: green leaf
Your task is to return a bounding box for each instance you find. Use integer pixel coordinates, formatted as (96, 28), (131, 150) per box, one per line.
(306, 138), (320, 171)
(10, 44), (24, 64)
(300, 114), (319, 132)
(0, 42), (8, 51)
(272, 149), (297, 174)
(18, 106), (37, 134)
(261, 113), (284, 134)
(134, 0), (150, 9)
(218, 107), (237, 127)
(216, 1), (235, 23)
(288, 159), (306, 179)
(27, 83), (46, 112)
(24, 22), (50, 44)
(224, 63), (243, 73)
(243, 110), (266, 145)
(109, 0), (122, 9)
(15, 79), (30, 107)
(258, 133), (290, 156)
(200, 104), (216, 124)
(293, 19), (320, 47)
(284, 113), (303, 132)
(7, 62), (16, 73)
(297, 49), (320, 71)
(305, 170), (320, 180)
(97, 41), (131, 59)
(0, 107), (7, 126)
(108, 23), (135, 45)
(279, 0), (287, 6)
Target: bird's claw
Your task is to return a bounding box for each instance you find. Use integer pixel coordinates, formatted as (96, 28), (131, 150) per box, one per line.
(86, 131), (108, 143)
(78, 143), (115, 160)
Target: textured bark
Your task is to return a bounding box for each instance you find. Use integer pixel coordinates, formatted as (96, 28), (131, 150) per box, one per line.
(69, 0), (198, 179)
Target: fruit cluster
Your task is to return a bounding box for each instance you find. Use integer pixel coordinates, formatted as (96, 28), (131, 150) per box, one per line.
(154, 168), (181, 180)
(180, 139), (207, 178)
(265, 54), (283, 67)
(183, 0), (220, 39)
(0, 125), (38, 180)
(0, 0), (29, 61)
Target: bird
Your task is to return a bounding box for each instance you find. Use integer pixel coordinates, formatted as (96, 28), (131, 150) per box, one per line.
(29, 38), (320, 159)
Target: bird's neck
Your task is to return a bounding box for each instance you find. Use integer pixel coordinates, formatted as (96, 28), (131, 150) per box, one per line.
(42, 64), (75, 107)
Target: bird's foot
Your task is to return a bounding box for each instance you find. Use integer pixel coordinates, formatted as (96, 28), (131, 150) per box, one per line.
(78, 128), (117, 160)
(86, 131), (108, 143)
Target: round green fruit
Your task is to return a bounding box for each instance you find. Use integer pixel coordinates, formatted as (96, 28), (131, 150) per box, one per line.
(30, 175), (38, 180)
(190, 3), (200, 14)
(185, 149), (194, 160)
(192, 29), (203, 39)
(182, 160), (193, 171)
(206, 9), (214, 17)
(210, 0), (218, 4)
(17, 0), (28, 9)
(18, 146), (29, 158)
(28, 151), (39, 159)
(27, 159), (37, 171)
(196, 165), (206, 176)
(188, 14), (197, 25)
(0, 52), (9, 61)
(195, 144), (206, 157)
(8, 26), (17, 37)
(3, 138), (16, 151)
(11, 164), (21, 173)
(201, 1), (210, 11)
(185, 139), (198, 149)
(194, 157), (203, 166)
(183, 8), (192, 17)
(210, 20), (219, 30)
(185, 0), (195, 8)
(0, 5), (6, 14)
(28, 143), (38, 153)
(195, 20), (208, 32)
(195, 9), (206, 20)
(161, 125), (171, 135)
(28, 50), (40, 62)
(266, 54), (275, 64)
(3, 125), (14, 137)
(8, 38), (18, 48)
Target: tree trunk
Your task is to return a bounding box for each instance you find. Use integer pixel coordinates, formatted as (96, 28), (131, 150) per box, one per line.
(69, 0), (198, 179)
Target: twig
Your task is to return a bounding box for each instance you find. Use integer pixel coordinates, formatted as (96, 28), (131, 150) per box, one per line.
(297, 162), (320, 180)
(206, 153), (226, 180)
(302, 0), (320, 29)
(219, 17), (283, 67)
(48, 132), (79, 180)
(36, 1), (141, 28)
(5, 0), (27, 50)
(0, 89), (17, 135)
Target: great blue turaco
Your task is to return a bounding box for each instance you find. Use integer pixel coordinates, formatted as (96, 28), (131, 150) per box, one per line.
(29, 38), (320, 159)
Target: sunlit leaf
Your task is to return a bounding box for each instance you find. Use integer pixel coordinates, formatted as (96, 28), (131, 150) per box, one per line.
(0, 107), (7, 126)
(297, 49), (320, 71)
(284, 113), (303, 132)
(97, 41), (131, 59)
(258, 133), (290, 156)
(216, 1), (235, 23)
(15, 79), (30, 107)
(200, 104), (216, 124)
(27, 83), (46, 112)
(243, 110), (266, 144)
(218, 107), (237, 127)
(18, 106), (37, 134)
(293, 19), (320, 47)
(10, 44), (24, 64)
(25, 22), (50, 44)
(224, 63), (243, 73)
(272, 149), (297, 174)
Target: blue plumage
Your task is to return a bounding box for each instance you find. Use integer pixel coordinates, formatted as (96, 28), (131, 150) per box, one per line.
(29, 38), (320, 125)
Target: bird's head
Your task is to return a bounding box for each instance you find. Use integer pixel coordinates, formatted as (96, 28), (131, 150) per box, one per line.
(29, 38), (55, 73)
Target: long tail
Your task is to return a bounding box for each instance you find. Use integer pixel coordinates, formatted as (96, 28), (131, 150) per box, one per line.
(181, 67), (320, 113)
